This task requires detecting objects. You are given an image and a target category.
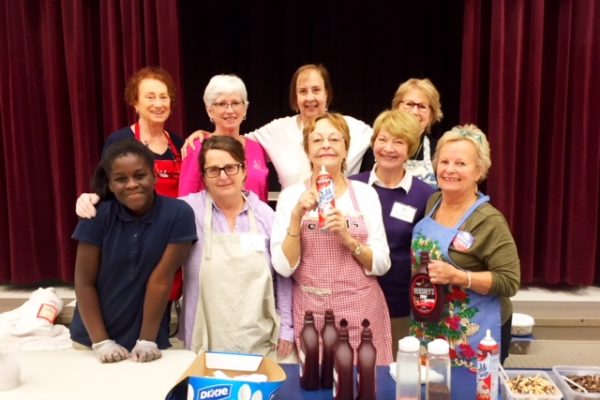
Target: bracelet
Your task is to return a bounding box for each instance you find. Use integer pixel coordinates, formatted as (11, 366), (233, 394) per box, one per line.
(466, 270), (472, 289)
(286, 229), (300, 237)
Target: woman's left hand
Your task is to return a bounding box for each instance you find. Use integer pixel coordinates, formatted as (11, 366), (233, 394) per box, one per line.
(428, 260), (456, 285)
(322, 208), (352, 242)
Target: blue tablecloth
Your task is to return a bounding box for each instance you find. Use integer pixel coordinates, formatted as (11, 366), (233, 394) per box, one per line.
(278, 364), (478, 399)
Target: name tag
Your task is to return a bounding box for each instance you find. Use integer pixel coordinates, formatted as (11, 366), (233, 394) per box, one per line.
(390, 202), (417, 223)
(240, 234), (266, 252)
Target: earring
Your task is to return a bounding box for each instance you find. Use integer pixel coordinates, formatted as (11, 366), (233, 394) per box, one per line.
(209, 118), (214, 123)
(243, 115), (247, 120)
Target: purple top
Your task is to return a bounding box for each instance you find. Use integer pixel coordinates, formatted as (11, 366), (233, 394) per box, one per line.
(351, 170), (435, 317)
(178, 190), (293, 346)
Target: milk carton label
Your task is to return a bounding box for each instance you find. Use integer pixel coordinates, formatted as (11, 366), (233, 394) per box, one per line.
(198, 384), (232, 400)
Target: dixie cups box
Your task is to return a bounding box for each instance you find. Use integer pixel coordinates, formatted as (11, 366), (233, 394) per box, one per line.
(165, 351), (286, 400)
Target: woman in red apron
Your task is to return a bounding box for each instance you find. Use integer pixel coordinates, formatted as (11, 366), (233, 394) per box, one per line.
(74, 67), (184, 300)
(409, 124), (520, 371)
(271, 112), (393, 365)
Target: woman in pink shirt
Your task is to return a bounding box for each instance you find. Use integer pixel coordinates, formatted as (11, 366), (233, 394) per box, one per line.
(178, 75), (269, 200)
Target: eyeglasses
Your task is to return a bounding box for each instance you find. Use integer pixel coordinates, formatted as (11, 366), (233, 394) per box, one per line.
(457, 130), (483, 143)
(203, 163), (244, 178)
(308, 134), (345, 145)
(399, 100), (430, 113)
(212, 101), (245, 111)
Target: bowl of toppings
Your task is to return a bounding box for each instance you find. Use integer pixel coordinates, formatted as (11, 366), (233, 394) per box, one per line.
(511, 313), (535, 336)
(500, 369), (562, 400)
(552, 365), (600, 400)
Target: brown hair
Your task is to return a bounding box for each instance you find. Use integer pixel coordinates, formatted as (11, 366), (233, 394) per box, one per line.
(124, 66), (176, 107)
(199, 135), (246, 175)
(289, 64), (333, 112)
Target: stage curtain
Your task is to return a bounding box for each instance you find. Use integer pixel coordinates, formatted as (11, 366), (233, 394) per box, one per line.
(0, 0), (183, 284)
(461, 0), (600, 284)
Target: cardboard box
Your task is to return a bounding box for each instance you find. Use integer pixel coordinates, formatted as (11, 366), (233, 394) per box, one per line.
(165, 352), (286, 400)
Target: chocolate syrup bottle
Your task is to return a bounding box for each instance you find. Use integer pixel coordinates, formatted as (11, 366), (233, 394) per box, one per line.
(357, 319), (377, 400)
(299, 310), (320, 390)
(333, 318), (354, 400)
(321, 309), (337, 389)
(410, 251), (446, 322)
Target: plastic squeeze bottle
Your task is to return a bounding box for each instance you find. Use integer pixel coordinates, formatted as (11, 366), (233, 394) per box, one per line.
(333, 318), (354, 400)
(410, 251), (446, 323)
(426, 339), (451, 400)
(316, 165), (335, 228)
(299, 310), (320, 390)
(476, 329), (499, 400)
(396, 336), (421, 400)
(357, 319), (377, 399)
(321, 309), (337, 389)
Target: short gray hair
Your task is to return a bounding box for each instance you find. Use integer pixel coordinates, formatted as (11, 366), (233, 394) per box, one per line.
(203, 74), (249, 107)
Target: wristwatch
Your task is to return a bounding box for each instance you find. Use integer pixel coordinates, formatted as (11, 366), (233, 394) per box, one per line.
(353, 242), (362, 256)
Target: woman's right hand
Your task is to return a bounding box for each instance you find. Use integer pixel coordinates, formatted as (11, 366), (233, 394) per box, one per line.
(181, 130), (211, 158)
(292, 188), (319, 218)
(75, 193), (100, 218)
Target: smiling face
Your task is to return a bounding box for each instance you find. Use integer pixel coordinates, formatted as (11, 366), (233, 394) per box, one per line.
(436, 140), (481, 196)
(202, 149), (246, 200)
(306, 118), (348, 173)
(134, 78), (171, 125)
(108, 153), (156, 215)
(397, 88), (432, 133)
(296, 69), (328, 122)
(207, 92), (247, 133)
(373, 129), (409, 172)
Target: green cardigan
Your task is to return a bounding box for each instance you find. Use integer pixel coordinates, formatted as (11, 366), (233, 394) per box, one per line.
(426, 192), (521, 324)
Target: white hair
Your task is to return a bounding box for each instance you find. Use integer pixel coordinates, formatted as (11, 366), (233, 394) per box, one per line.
(203, 74), (249, 107)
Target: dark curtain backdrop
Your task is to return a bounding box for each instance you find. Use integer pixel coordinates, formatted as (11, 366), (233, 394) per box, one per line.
(461, 0), (600, 285)
(179, 1), (463, 144)
(0, 0), (184, 284)
(1, 1), (598, 286)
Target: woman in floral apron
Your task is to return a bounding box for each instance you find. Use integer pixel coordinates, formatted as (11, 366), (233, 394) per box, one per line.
(409, 124), (521, 370)
(271, 112), (393, 365)
(74, 67), (184, 300)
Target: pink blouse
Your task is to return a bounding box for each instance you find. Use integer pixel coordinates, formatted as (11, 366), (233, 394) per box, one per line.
(178, 136), (269, 201)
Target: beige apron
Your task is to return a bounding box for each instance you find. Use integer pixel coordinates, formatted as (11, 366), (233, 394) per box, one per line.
(190, 195), (279, 357)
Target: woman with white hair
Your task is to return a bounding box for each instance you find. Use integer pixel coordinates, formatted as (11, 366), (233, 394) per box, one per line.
(178, 74), (269, 200)
(409, 124), (520, 368)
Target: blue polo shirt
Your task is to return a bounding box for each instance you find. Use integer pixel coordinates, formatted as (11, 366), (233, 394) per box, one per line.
(70, 195), (197, 350)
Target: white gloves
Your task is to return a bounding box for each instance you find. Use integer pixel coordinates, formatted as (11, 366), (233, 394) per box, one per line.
(130, 339), (161, 363)
(91, 339), (129, 363)
(75, 193), (100, 218)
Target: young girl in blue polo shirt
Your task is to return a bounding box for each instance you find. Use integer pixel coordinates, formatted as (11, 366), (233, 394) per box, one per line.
(70, 139), (196, 363)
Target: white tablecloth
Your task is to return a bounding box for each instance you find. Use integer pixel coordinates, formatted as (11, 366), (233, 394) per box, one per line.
(0, 349), (196, 400)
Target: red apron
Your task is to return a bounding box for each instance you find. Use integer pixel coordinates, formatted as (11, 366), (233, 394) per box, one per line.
(292, 181), (393, 365)
(135, 123), (183, 300)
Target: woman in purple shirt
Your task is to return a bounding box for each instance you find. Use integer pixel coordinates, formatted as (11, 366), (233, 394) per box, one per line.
(352, 110), (435, 355)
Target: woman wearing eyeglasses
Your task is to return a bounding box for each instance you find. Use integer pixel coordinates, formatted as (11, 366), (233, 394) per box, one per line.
(178, 74), (269, 201)
(183, 64), (373, 190)
(391, 78), (444, 188)
(409, 124), (520, 368)
(271, 112), (393, 365)
(179, 135), (293, 360)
